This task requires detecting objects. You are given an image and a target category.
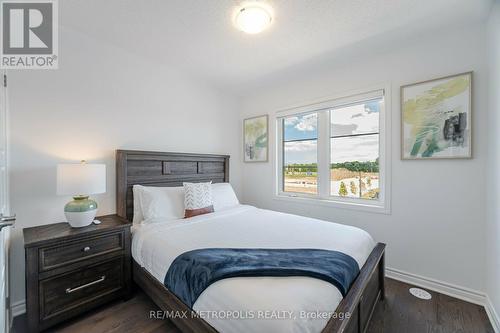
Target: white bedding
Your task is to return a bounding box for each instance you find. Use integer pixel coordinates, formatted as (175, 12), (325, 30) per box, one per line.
(132, 205), (376, 333)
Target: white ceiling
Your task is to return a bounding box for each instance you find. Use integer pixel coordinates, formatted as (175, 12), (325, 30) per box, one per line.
(62, 0), (492, 93)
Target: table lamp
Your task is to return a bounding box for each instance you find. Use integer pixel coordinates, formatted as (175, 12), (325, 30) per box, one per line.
(57, 161), (106, 228)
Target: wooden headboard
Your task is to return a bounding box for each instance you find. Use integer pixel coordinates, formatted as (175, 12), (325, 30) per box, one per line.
(116, 150), (230, 221)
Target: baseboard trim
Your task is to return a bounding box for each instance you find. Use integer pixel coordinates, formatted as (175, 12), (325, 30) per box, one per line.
(485, 296), (500, 333)
(11, 300), (25, 318)
(387, 267), (499, 333)
(386, 267), (486, 305)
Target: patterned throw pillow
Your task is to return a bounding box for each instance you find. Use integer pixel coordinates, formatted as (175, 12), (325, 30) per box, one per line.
(183, 182), (214, 218)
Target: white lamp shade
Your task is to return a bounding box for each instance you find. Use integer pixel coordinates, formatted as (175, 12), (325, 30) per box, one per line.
(57, 163), (106, 196)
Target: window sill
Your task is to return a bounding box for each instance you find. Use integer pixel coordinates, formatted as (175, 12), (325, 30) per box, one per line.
(273, 194), (391, 215)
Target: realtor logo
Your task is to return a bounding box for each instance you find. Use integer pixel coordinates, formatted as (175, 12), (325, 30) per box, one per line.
(1, 0), (58, 69)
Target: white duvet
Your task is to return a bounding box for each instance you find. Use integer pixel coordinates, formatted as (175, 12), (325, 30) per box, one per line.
(132, 205), (375, 333)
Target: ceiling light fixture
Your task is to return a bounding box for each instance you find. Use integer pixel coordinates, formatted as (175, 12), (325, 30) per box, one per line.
(234, 2), (273, 34)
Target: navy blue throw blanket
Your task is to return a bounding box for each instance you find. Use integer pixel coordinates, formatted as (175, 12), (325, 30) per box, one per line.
(164, 248), (360, 308)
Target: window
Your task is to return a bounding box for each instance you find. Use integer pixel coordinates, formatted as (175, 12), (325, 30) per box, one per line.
(330, 99), (380, 200)
(282, 113), (318, 194)
(277, 89), (389, 212)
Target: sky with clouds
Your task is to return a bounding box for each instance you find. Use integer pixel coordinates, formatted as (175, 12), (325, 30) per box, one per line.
(284, 99), (381, 164)
(284, 113), (318, 141)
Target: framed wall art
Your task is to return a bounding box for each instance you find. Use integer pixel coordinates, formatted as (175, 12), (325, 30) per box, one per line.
(243, 115), (268, 162)
(401, 72), (472, 159)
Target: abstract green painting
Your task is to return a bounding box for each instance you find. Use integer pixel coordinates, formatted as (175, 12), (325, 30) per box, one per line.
(401, 72), (472, 159)
(244, 115), (268, 162)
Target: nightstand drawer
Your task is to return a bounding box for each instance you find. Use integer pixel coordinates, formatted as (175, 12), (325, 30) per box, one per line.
(39, 231), (124, 272)
(24, 215), (132, 332)
(39, 257), (124, 321)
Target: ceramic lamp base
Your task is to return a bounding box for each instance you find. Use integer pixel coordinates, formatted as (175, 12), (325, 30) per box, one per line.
(65, 209), (97, 228)
(64, 196), (98, 228)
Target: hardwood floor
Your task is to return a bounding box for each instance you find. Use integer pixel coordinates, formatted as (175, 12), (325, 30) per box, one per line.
(12, 293), (180, 333)
(368, 279), (493, 333)
(12, 278), (494, 333)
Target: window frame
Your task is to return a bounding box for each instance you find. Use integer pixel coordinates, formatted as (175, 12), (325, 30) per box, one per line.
(275, 87), (391, 214)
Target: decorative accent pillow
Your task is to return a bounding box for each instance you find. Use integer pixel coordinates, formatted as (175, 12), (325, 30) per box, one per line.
(184, 182), (214, 218)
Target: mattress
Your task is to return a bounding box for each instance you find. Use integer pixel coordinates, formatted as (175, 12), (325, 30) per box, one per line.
(132, 205), (376, 333)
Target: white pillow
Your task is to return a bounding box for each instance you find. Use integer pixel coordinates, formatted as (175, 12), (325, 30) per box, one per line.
(212, 183), (239, 211)
(132, 185), (145, 225)
(132, 182), (239, 223)
(134, 185), (185, 223)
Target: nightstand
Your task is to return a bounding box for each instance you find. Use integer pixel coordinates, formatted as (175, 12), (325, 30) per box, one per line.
(23, 214), (132, 332)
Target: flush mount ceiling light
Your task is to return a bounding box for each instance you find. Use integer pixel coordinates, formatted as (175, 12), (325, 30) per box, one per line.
(234, 2), (273, 34)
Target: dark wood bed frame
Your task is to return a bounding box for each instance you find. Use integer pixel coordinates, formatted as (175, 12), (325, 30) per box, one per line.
(116, 149), (386, 333)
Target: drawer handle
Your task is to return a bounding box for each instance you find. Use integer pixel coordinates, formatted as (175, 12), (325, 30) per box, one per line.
(82, 246), (91, 252)
(65, 275), (106, 294)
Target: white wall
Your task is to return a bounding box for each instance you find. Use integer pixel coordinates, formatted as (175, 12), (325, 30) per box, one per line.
(487, 0), (500, 323)
(240, 23), (488, 292)
(7, 26), (241, 306)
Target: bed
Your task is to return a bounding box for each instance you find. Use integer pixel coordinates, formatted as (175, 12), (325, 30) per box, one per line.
(116, 150), (385, 333)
